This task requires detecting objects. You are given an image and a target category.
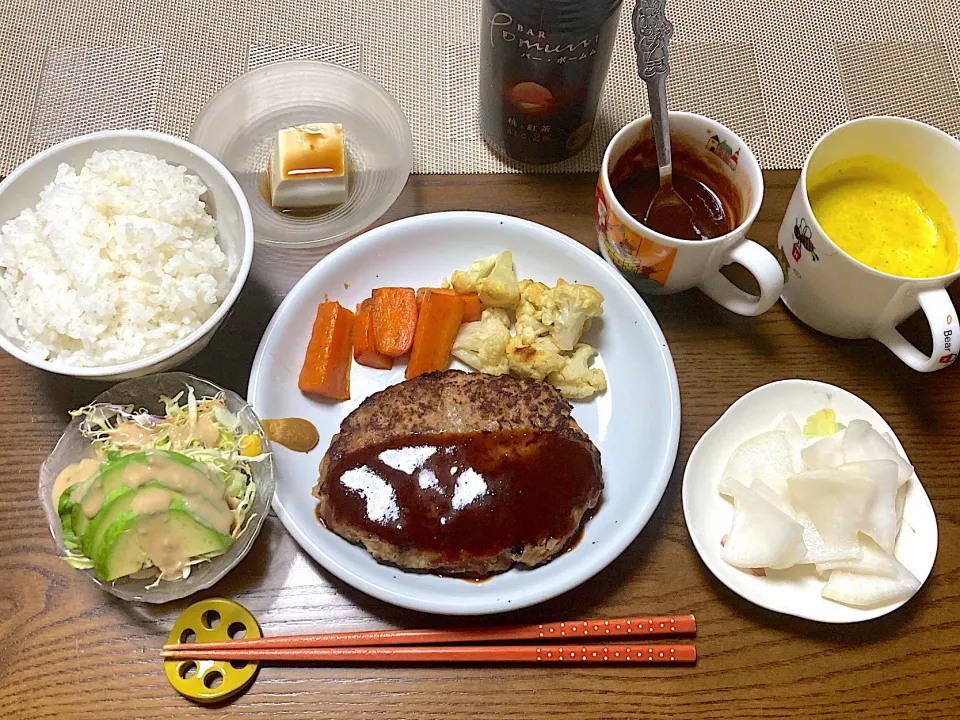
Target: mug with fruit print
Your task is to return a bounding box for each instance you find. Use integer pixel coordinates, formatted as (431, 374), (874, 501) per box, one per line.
(778, 116), (960, 372)
(596, 112), (784, 317)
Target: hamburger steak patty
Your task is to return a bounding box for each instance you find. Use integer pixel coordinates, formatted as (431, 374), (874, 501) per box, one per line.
(314, 370), (603, 576)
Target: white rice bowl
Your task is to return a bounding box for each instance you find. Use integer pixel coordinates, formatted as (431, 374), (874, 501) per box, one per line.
(0, 149), (229, 367)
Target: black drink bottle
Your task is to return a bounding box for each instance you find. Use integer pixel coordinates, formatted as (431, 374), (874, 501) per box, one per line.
(479, 0), (624, 164)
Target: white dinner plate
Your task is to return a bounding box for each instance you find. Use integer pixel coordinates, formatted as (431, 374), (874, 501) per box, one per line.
(249, 211), (680, 614)
(682, 379), (937, 623)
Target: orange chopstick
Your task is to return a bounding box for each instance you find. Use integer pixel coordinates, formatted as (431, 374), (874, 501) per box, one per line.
(163, 643), (696, 664)
(162, 615), (696, 652)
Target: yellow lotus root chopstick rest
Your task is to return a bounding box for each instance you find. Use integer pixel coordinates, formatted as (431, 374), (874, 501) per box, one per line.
(165, 598), (261, 703)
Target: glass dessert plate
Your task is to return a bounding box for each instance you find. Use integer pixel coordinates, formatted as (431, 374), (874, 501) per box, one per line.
(190, 61), (412, 249)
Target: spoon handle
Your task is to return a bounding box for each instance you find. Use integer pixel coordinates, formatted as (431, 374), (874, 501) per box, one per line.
(633, 0), (675, 182)
(646, 74), (671, 182)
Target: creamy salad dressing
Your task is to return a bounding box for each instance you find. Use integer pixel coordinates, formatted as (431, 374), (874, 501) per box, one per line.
(108, 422), (158, 447)
(169, 414), (221, 448)
(130, 486), (233, 542)
(134, 514), (190, 579)
(131, 486), (175, 515)
(109, 414), (220, 450)
(52, 456), (102, 506)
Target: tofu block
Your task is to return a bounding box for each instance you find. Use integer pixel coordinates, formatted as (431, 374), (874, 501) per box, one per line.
(268, 123), (348, 209)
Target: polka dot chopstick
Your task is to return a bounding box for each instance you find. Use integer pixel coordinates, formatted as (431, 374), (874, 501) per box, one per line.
(162, 616), (696, 664)
(163, 643), (696, 664)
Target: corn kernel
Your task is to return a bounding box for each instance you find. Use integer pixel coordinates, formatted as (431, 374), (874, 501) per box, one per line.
(239, 434), (262, 457)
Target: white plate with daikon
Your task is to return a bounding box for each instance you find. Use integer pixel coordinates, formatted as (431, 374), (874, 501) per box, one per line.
(683, 379), (937, 623)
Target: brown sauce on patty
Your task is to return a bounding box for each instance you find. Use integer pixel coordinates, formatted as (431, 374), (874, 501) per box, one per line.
(317, 429), (601, 566)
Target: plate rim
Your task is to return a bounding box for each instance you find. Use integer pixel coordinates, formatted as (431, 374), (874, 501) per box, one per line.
(681, 378), (939, 624)
(248, 210), (681, 614)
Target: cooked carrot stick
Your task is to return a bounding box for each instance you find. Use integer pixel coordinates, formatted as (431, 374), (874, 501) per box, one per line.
(416, 288), (482, 323)
(372, 288), (418, 357)
(406, 290), (465, 379)
(353, 298), (393, 370)
(298, 301), (354, 400)
(458, 293), (482, 323)
(416, 287), (450, 306)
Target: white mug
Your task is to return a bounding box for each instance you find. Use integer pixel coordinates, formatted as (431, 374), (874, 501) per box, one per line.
(596, 112), (784, 316)
(778, 116), (960, 372)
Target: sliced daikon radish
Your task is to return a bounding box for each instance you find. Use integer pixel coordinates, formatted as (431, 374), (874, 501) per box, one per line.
(837, 460), (899, 553)
(816, 534), (899, 577)
(844, 420), (913, 485)
(822, 561), (921, 607)
(751, 478), (798, 519)
(896, 483), (907, 530)
(861, 431), (909, 528)
(800, 430), (846, 470)
(774, 414), (806, 473)
(719, 431), (795, 497)
(838, 459), (898, 481)
(788, 469), (874, 557)
(799, 517), (861, 565)
(721, 479), (806, 570)
(749, 480), (850, 566)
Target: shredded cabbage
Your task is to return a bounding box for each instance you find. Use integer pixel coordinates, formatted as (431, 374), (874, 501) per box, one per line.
(66, 387), (268, 582)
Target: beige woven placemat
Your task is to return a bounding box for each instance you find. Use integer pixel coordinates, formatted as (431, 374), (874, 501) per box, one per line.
(2, 0), (959, 176)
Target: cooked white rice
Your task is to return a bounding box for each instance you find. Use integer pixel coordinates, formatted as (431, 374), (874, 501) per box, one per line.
(0, 149), (229, 367)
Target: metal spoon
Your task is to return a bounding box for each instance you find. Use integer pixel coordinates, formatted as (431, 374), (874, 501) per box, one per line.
(632, 0), (702, 235)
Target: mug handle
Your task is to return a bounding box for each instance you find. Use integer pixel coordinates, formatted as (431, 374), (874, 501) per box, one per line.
(872, 287), (959, 372)
(697, 240), (785, 317)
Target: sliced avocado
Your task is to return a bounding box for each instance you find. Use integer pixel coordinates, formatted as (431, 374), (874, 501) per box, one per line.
(74, 451), (224, 548)
(57, 486), (87, 553)
(77, 480), (139, 551)
(95, 509), (231, 581)
(60, 510), (76, 546)
(71, 503), (91, 540)
(84, 481), (233, 560)
(57, 483), (77, 516)
(83, 481), (233, 580)
(79, 450), (222, 504)
(80, 485), (137, 558)
(58, 484), (77, 538)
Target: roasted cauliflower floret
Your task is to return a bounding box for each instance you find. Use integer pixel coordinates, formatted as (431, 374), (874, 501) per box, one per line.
(451, 251), (520, 308)
(547, 344), (607, 399)
(513, 279), (551, 344)
(517, 278), (604, 351)
(451, 308), (511, 375)
(447, 258), (607, 396)
(505, 334), (565, 381)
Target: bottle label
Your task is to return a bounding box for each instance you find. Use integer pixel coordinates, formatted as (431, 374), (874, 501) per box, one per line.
(479, 2), (622, 164)
(487, 12), (602, 62)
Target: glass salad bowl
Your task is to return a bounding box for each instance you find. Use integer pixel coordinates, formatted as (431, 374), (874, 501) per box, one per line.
(39, 372), (275, 603)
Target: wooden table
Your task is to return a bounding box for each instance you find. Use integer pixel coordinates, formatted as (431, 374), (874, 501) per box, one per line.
(3, 171), (959, 719)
